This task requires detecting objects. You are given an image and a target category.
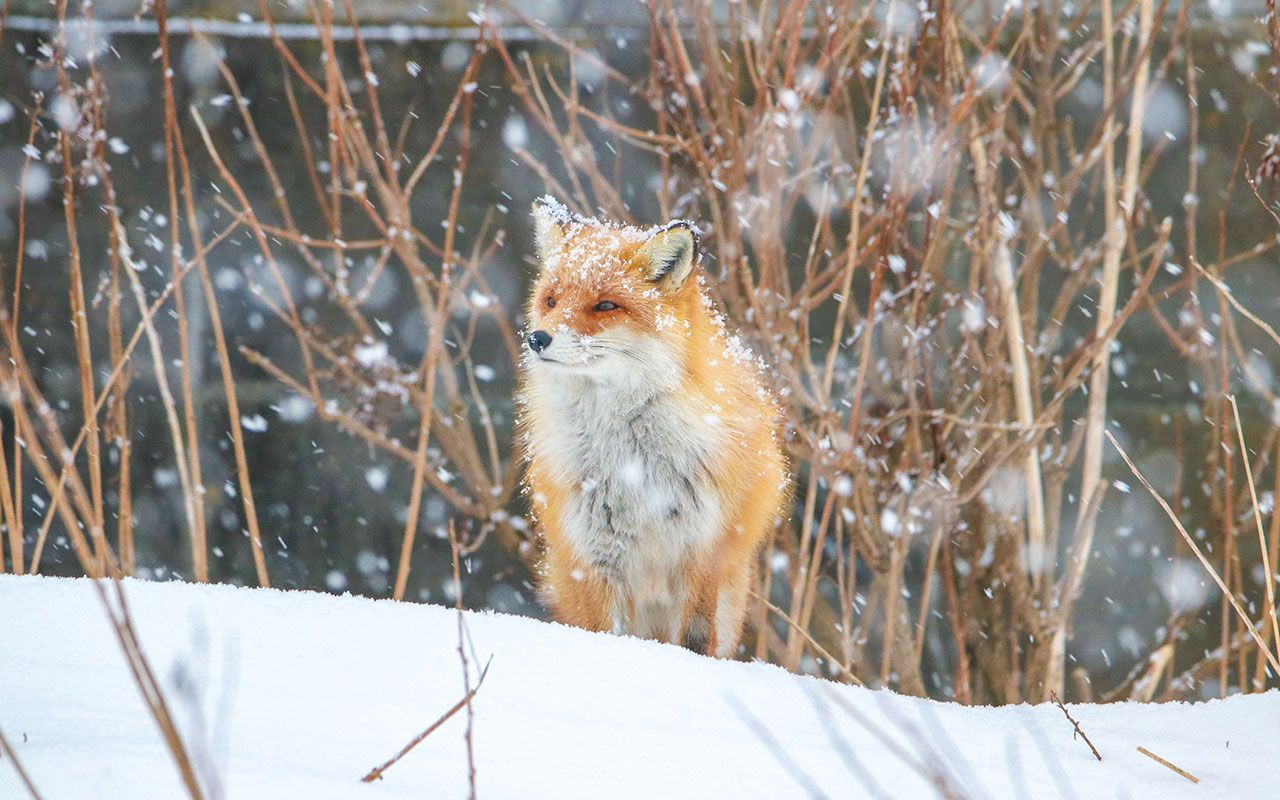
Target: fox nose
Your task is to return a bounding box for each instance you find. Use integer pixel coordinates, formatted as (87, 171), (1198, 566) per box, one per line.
(527, 330), (552, 354)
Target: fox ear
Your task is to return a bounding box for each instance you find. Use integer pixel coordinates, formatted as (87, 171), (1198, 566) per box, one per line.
(531, 196), (568, 266)
(639, 221), (698, 292)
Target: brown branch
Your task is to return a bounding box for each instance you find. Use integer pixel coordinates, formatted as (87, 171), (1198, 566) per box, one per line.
(0, 724), (43, 799)
(1049, 690), (1102, 761)
(359, 656), (492, 784)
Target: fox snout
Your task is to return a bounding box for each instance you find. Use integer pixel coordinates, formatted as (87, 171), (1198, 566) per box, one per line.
(526, 326), (595, 368)
(527, 330), (552, 354)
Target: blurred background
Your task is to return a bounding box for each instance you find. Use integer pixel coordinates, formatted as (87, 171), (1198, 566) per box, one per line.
(3, 0), (1280, 704)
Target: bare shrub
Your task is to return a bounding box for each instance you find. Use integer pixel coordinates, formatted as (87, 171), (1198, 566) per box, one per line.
(3, 0), (1278, 713)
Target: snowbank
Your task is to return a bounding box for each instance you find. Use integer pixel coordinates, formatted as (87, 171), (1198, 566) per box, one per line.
(0, 575), (1275, 798)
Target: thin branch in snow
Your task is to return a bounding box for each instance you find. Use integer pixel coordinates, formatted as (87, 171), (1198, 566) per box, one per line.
(0, 724), (44, 800)
(1048, 691), (1102, 762)
(449, 521), (480, 799)
(361, 522), (490, 787)
(359, 655), (493, 784)
(1135, 746), (1199, 784)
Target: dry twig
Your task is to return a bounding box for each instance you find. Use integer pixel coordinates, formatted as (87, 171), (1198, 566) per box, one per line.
(1048, 690), (1102, 761)
(0, 724), (43, 800)
(1136, 746), (1199, 784)
(359, 656), (493, 784)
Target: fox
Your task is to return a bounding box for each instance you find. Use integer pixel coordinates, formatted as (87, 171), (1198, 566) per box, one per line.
(517, 197), (789, 658)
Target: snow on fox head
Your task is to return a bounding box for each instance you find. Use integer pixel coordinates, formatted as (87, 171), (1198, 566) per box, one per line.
(523, 196), (700, 390)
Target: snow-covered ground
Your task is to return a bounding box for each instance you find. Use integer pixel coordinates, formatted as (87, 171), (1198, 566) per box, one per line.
(0, 576), (1275, 799)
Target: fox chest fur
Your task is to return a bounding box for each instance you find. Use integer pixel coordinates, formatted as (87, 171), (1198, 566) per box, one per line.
(529, 379), (724, 633)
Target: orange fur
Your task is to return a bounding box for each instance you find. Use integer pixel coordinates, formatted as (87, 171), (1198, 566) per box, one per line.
(518, 199), (788, 658)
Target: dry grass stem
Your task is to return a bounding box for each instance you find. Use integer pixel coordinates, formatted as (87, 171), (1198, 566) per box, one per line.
(1136, 746), (1199, 784)
(1065, 0), (1157, 702)
(990, 239), (1046, 582)
(4, 0), (1276, 711)
(753, 591), (864, 687)
(1106, 431), (1280, 676)
(1229, 396), (1280, 670)
(1195, 263), (1280, 350)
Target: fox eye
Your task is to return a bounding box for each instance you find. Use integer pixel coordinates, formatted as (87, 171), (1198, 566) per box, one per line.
(546, 296), (556, 308)
(593, 301), (619, 312)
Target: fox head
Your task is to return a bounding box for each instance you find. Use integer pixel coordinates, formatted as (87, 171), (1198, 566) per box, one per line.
(523, 197), (702, 389)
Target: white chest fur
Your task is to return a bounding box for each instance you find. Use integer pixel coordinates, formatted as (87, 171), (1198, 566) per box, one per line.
(529, 377), (724, 639)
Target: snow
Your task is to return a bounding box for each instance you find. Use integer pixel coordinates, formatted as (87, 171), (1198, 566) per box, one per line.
(354, 340), (390, 368)
(365, 465), (389, 493)
(1, 575), (1277, 799)
(440, 41), (470, 71)
(501, 115), (528, 149)
(239, 414), (269, 433)
(1155, 559), (1212, 614)
(1140, 82), (1188, 143)
(49, 94), (80, 132)
(833, 474), (854, 497)
(180, 37), (224, 87)
(19, 164), (51, 204)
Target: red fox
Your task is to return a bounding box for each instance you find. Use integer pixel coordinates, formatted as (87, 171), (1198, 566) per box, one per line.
(518, 197), (789, 658)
